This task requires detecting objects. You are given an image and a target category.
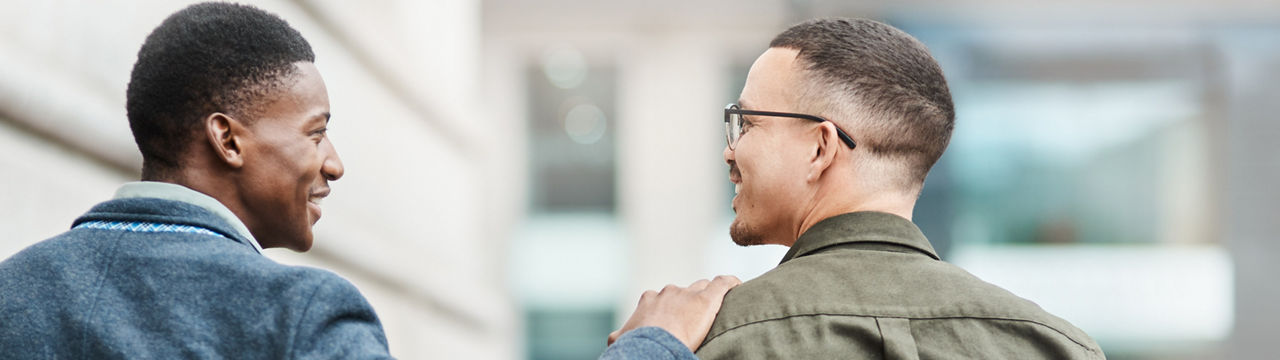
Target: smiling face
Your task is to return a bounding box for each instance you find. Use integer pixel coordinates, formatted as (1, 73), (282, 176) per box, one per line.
(236, 61), (343, 251)
(726, 48), (817, 247)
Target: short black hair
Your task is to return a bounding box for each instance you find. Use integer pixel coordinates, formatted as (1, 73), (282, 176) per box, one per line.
(771, 18), (954, 187)
(126, 2), (314, 176)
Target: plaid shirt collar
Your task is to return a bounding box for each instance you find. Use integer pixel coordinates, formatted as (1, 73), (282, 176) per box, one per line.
(111, 181), (263, 254)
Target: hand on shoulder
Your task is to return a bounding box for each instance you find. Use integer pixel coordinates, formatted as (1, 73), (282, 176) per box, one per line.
(608, 275), (742, 352)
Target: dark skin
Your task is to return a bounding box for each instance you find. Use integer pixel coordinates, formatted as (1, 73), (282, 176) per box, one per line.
(153, 61), (343, 251)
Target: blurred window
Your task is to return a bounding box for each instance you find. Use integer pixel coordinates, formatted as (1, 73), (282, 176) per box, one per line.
(904, 29), (1215, 247)
(520, 46), (622, 360)
(526, 308), (615, 360)
(947, 79), (1206, 245)
(527, 53), (617, 213)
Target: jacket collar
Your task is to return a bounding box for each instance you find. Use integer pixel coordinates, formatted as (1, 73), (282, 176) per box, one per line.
(73, 197), (261, 254)
(781, 211), (939, 264)
(111, 181), (262, 252)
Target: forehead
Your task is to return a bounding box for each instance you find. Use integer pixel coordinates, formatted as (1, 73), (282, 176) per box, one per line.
(741, 47), (803, 111)
(257, 62), (329, 123)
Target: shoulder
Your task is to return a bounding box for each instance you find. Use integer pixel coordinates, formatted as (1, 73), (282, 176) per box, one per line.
(0, 229), (112, 284)
(242, 261), (373, 317)
(182, 256), (387, 357)
(715, 248), (1076, 322)
(193, 252), (367, 307)
(272, 266), (390, 358)
(273, 265), (371, 309)
(0, 230), (98, 323)
(700, 262), (834, 344)
(705, 251), (1100, 355)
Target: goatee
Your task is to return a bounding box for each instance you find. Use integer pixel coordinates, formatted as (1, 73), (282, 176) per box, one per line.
(729, 218), (765, 246)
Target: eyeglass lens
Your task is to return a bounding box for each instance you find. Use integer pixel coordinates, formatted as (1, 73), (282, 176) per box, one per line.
(725, 105), (741, 149)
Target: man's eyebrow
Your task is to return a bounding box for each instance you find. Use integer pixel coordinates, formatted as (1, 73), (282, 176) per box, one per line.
(304, 112), (330, 130)
(737, 99), (749, 110)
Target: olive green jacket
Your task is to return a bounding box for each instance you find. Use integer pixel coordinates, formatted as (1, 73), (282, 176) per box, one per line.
(696, 212), (1104, 359)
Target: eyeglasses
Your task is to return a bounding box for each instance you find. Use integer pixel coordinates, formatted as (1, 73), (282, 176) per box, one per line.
(724, 103), (856, 150)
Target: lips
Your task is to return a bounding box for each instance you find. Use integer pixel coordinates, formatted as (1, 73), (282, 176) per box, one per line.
(729, 165), (742, 212)
(308, 188), (330, 223)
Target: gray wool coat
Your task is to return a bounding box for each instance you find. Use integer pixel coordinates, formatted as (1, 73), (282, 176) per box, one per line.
(0, 197), (392, 359)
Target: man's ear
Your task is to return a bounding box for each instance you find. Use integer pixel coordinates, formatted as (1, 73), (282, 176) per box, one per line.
(206, 113), (245, 169)
(807, 122), (839, 182)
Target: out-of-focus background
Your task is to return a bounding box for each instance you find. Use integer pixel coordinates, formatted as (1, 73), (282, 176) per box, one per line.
(1, 0), (1277, 359)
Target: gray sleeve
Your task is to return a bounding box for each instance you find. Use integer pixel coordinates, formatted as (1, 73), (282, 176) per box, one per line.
(288, 273), (394, 359)
(599, 327), (697, 360)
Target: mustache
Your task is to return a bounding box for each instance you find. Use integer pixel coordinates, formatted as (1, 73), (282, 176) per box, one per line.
(728, 162), (741, 180)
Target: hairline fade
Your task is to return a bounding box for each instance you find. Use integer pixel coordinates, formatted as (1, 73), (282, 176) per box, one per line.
(769, 18), (955, 189)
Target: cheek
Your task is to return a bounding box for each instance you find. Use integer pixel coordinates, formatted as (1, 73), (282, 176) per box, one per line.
(742, 145), (806, 190)
(280, 143), (321, 180)
(252, 142), (318, 209)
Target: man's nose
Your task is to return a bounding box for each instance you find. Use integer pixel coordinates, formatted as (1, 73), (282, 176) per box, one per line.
(723, 144), (735, 166)
(321, 139), (344, 181)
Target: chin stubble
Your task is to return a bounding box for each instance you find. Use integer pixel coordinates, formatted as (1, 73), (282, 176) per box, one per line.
(729, 218), (766, 246)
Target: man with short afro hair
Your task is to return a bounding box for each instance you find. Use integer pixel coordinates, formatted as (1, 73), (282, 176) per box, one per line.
(0, 2), (739, 359)
(127, 2), (316, 178)
(0, 2), (395, 358)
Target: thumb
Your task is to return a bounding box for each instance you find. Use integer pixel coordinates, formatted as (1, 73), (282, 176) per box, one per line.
(607, 329), (622, 346)
(706, 275), (742, 296)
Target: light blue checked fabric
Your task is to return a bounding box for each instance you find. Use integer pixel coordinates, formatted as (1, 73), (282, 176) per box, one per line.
(75, 220), (227, 239)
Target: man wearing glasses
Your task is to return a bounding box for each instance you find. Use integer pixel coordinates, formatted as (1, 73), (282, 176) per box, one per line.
(696, 18), (1105, 359)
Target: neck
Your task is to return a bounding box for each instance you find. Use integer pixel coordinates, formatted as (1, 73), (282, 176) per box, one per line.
(148, 166), (228, 199)
(145, 164), (248, 237)
(790, 187), (916, 247)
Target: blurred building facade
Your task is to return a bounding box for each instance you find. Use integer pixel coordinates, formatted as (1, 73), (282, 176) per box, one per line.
(2, 0), (1279, 359)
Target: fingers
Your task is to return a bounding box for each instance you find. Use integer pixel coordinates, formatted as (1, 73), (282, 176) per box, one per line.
(688, 278), (711, 291)
(637, 289), (657, 304)
(661, 275), (741, 295)
(608, 274), (742, 353)
(661, 284), (681, 295)
(705, 275), (742, 295)
(650, 275), (741, 300)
